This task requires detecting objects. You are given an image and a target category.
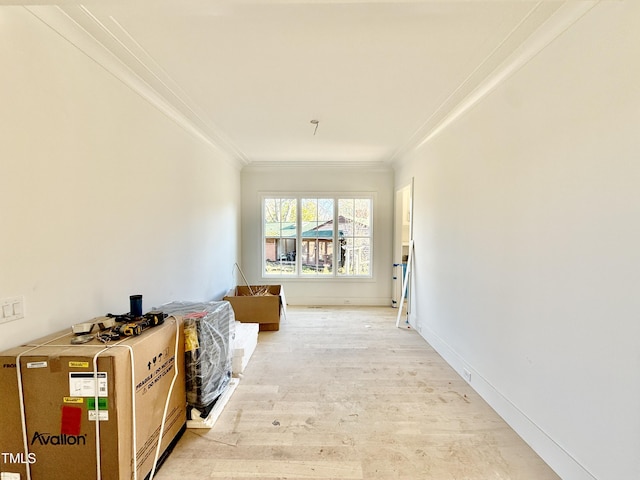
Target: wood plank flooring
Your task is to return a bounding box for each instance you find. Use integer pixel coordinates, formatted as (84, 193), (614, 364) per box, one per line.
(154, 306), (560, 480)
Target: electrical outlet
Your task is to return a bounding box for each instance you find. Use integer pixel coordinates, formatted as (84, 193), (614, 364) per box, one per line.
(0, 296), (25, 324)
(463, 368), (472, 382)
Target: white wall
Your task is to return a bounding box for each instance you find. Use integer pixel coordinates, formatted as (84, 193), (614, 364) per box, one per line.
(241, 164), (394, 305)
(395, 2), (640, 479)
(0, 7), (241, 352)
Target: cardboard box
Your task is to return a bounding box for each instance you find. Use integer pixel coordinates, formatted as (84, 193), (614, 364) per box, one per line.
(223, 285), (286, 331)
(0, 317), (186, 480)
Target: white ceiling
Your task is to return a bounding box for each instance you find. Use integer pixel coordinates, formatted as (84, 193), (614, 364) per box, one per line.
(24, 1), (590, 167)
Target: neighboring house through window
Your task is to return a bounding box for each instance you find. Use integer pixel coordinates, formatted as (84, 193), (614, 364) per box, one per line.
(263, 195), (373, 278)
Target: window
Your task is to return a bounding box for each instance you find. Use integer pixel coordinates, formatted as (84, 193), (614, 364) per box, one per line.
(263, 195), (372, 278)
(337, 198), (372, 276)
(264, 198), (297, 275)
(300, 198), (334, 276)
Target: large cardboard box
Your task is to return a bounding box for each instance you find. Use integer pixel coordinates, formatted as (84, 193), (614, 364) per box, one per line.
(0, 317), (186, 480)
(223, 285), (286, 331)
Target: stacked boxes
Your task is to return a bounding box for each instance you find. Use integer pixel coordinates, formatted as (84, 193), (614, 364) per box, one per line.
(0, 317), (186, 480)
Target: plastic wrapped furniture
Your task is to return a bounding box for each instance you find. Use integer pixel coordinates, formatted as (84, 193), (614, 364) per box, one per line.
(159, 301), (235, 418)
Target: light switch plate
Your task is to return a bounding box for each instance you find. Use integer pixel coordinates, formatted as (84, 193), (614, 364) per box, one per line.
(0, 296), (24, 324)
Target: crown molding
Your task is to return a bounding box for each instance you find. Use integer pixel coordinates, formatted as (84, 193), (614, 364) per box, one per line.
(25, 4), (249, 169)
(390, 0), (600, 168)
(23, 2), (598, 172)
(243, 160), (392, 172)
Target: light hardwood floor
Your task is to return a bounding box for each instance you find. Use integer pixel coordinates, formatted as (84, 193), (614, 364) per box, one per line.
(154, 306), (560, 480)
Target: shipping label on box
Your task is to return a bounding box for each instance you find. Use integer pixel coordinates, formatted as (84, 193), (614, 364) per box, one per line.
(68, 371), (108, 397)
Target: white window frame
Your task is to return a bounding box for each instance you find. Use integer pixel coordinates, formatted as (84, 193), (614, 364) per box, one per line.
(261, 193), (374, 279)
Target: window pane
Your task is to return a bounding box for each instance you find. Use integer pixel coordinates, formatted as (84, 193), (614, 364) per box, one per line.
(338, 199), (353, 223)
(300, 238), (334, 275)
(318, 198), (334, 221)
(339, 238), (370, 276)
(264, 198), (297, 275)
(337, 198), (372, 276)
(354, 198), (371, 236)
(301, 198), (334, 276)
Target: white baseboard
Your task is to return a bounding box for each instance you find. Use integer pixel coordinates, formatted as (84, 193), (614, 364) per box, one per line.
(419, 324), (596, 480)
(287, 297), (391, 307)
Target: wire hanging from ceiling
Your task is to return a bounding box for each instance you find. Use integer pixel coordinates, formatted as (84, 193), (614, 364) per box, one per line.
(310, 119), (319, 135)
